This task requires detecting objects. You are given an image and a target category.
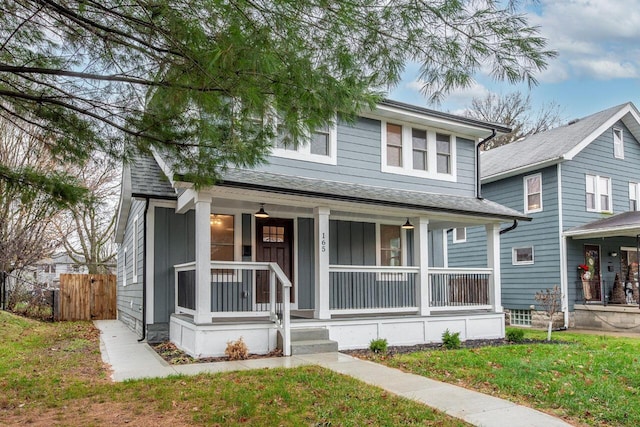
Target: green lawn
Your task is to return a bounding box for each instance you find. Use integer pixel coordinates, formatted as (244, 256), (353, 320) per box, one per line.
(377, 329), (640, 426)
(0, 311), (466, 426)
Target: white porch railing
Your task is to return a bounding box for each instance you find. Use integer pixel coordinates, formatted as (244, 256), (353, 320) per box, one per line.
(428, 268), (493, 311)
(328, 265), (420, 315)
(174, 261), (292, 356)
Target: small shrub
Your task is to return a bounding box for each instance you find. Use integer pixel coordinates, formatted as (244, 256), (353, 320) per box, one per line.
(369, 338), (388, 354)
(225, 337), (249, 360)
(441, 329), (461, 350)
(505, 328), (525, 343)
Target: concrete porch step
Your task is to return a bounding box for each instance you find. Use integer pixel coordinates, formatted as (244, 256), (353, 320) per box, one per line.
(290, 327), (331, 342)
(290, 339), (339, 355)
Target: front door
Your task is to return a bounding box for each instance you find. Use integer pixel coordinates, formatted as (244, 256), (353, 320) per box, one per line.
(583, 244), (601, 301)
(256, 218), (294, 304)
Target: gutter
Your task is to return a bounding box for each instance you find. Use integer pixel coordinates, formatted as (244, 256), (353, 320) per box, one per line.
(138, 197), (150, 342)
(476, 129), (497, 199)
(499, 220), (518, 235)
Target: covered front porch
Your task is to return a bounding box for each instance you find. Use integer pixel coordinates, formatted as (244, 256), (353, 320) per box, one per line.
(165, 176), (515, 357)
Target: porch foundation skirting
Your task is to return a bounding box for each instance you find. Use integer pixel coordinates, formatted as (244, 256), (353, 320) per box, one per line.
(169, 312), (505, 358)
(574, 304), (640, 331)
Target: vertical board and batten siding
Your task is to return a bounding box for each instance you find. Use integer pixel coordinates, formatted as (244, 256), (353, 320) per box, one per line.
(116, 199), (146, 334)
(329, 220), (376, 265)
(153, 207), (195, 324)
(297, 217), (315, 309)
(256, 117), (477, 197)
(561, 121), (640, 307)
(448, 166), (561, 310)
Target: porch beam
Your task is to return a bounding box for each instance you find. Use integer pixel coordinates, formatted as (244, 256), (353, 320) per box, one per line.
(194, 194), (212, 324)
(314, 206), (331, 319)
(486, 223), (502, 312)
(176, 188), (197, 214)
(414, 217), (430, 316)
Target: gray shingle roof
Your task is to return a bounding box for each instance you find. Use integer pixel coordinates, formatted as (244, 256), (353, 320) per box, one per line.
(219, 168), (529, 221)
(481, 103), (632, 180)
(565, 211), (640, 238)
(129, 153), (176, 198)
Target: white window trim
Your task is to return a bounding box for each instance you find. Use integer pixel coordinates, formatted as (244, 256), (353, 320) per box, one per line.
(512, 246), (534, 265)
(586, 174), (613, 213)
(452, 227), (466, 243)
(524, 173), (543, 214)
(380, 120), (457, 182)
(132, 215), (138, 283)
(629, 182), (639, 211)
(613, 127), (624, 159)
(122, 246), (127, 287)
(271, 119), (338, 165)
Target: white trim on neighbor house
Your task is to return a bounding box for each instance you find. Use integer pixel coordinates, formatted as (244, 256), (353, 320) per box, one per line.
(557, 164), (569, 328)
(585, 174), (612, 213)
(524, 173), (543, 214)
(613, 127), (624, 159)
(380, 119), (458, 182)
(512, 246), (534, 265)
(270, 120), (338, 165)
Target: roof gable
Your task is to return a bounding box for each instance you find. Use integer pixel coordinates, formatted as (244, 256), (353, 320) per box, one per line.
(481, 102), (640, 182)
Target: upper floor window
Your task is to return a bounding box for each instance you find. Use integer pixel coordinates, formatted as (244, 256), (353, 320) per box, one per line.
(272, 121), (337, 165)
(524, 173), (542, 213)
(453, 227), (466, 243)
(630, 182), (639, 211)
(381, 121), (456, 181)
(210, 214), (235, 261)
(586, 174), (612, 213)
(613, 128), (624, 159)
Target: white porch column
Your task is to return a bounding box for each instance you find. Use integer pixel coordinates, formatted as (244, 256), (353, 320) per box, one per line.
(194, 194), (212, 324)
(314, 207), (330, 319)
(486, 223), (502, 312)
(414, 218), (430, 316)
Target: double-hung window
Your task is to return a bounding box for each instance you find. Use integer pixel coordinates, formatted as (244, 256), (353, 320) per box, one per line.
(272, 120), (337, 164)
(382, 121), (456, 180)
(586, 175), (612, 213)
(524, 174), (542, 213)
(613, 128), (624, 159)
(630, 182), (639, 211)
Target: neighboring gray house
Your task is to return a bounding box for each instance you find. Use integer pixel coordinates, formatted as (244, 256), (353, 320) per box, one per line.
(114, 99), (529, 358)
(449, 102), (640, 330)
(30, 253), (89, 288)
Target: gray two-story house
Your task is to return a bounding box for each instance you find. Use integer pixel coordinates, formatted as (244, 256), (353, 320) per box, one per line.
(114, 99), (529, 358)
(449, 102), (640, 331)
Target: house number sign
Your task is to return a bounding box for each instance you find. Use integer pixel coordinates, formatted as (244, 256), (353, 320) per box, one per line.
(321, 232), (326, 252)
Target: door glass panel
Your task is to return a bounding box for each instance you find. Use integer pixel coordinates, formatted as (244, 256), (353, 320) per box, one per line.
(263, 226), (285, 242)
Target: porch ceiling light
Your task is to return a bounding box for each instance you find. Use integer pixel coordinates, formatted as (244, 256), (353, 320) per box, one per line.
(254, 203), (270, 219)
(401, 218), (414, 230)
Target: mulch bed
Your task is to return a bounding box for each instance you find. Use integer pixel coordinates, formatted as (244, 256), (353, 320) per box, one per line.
(151, 341), (282, 365)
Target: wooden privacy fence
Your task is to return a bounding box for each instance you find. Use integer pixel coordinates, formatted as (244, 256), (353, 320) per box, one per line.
(56, 274), (116, 321)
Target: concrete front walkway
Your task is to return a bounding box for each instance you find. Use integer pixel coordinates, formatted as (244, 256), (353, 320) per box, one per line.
(96, 320), (572, 427)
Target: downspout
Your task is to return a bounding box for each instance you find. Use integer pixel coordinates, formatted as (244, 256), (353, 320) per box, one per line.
(138, 197), (150, 342)
(476, 129), (497, 199)
(499, 220), (518, 235)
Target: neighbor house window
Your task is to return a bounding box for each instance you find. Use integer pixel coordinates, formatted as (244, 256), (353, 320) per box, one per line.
(380, 224), (402, 266)
(613, 128), (624, 159)
(412, 128), (428, 171)
(436, 133), (451, 174)
(586, 175), (612, 213)
(132, 215), (138, 283)
(453, 227), (466, 243)
(510, 309), (532, 326)
(630, 182), (639, 211)
(272, 120), (337, 164)
(210, 214), (235, 261)
(386, 123), (403, 167)
(524, 173), (542, 213)
(381, 121), (456, 180)
(122, 247), (127, 287)
(512, 247), (534, 265)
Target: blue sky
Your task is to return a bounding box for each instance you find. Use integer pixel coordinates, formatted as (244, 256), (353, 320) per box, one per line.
(388, 0), (640, 122)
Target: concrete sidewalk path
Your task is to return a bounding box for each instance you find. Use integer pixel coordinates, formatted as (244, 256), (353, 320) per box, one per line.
(95, 320), (572, 426)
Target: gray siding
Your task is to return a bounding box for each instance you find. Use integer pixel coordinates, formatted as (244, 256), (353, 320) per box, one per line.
(297, 217), (315, 309)
(449, 166), (561, 309)
(254, 117), (477, 197)
(117, 199), (145, 334)
(329, 220), (376, 265)
(153, 207), (195, 323)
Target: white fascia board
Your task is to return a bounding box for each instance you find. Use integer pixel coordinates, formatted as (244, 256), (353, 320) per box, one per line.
(482, 157), (563, 183)
(362, 106), (496, 139)
(564, 104), (638, 161)
(114, 164), (132, 244)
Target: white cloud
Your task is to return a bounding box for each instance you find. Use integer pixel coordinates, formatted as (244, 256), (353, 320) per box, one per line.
(528, 0), (640, 81)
